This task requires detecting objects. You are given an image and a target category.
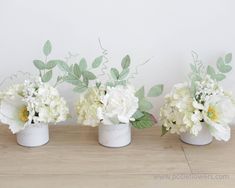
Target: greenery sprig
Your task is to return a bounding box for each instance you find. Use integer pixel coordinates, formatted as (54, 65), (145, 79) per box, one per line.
(57, 55), (103, 92)
(189, 52), (232, 95)
(132, 84), (164, 128)
(33, 40), (65, 84)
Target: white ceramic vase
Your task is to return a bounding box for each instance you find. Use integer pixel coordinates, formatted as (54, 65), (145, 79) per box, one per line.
(98, 123), (131, 148)
(16, 123), (49, 147)
(180, 123), (213, 145)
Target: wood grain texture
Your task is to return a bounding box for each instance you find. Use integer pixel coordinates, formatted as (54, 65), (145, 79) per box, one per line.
(0, 125), (234, 187)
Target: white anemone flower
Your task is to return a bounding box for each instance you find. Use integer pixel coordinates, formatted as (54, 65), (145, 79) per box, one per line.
(203, 95), (235, 141)
(0, 95), (29, 134)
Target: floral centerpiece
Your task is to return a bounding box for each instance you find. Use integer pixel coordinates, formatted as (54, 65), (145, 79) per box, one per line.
(58, 52), (163, 147)
(160, 52), (235, 145)
(0, 41), (69, 147)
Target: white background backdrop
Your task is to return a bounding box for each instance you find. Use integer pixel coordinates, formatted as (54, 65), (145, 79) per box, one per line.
(0, 0), (235, 124)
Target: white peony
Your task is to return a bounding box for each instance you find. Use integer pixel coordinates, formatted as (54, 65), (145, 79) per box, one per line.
(97, 85), (139, 125)
(202, 95), (235, 141)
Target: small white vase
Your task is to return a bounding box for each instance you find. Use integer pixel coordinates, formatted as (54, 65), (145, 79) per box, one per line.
(180, 123), (213, 145)
(16, 123), (49, 147)
(98, 123), (131, 148)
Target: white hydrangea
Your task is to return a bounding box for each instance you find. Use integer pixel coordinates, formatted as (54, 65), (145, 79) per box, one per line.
(76, 87), (104, 127)
(160, 83), (200, 135)
(0, 77), (69, 133)
(161, 75), (235, 141)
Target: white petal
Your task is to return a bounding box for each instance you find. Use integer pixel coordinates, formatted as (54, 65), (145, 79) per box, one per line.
(209, 122), (230, 141)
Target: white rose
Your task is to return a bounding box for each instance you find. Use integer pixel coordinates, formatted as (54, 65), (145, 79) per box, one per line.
(97, 85), (139, 125)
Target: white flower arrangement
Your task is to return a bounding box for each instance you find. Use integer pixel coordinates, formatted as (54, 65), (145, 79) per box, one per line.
(160, 52), (235, 141)
(0, 41), (69, 134)
(0, 78), (69, 133)
(58, 51), (164, 128)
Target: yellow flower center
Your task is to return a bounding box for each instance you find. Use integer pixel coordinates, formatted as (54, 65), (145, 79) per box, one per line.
(207, 106), (218, 121)
(18, 106), (29, 123)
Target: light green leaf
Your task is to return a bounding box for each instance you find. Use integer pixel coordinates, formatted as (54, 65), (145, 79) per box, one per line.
(110, 68), (119, 80)
(190, 64), (197, 73)
(73, 63), (81, 78)
(131, 112), (156, 129)
(212, 73), (226, 81)
(121, 55), (131, 69)
(207, 65), (215, 76)
(96, 82), (101, 88)
(43, 40), (52, 56)
(119, 68), (129, 80)
(106, 82), (114, 87)
(82, 71), (96, 80)
(161, 126), (169, 136)
(57, 61), (70, 72)
(139, 99), (153, 111)
(63, 76), (82, 85)
(132, 110), (144, 119)
(114, 80), (127, 86)
(225, 53), (232, 64)
(135, 86), (145, 100)
(216, 58), (232, 73)
(147, 84), (164, 97)
(69, 64), (74, 72)
(42, 70), (52, 82)
(79, 58), (87, 71)
(46, 60), (59, 69)
(73, 85), (87, 93)
(33, 60), (45, 70)
(92, 56), (103, 68)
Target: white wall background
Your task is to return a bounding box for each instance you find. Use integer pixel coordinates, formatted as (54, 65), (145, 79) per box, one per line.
(0, 0), (235, 124)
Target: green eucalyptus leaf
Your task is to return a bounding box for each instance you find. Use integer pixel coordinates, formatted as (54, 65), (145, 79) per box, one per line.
(225, 53), (232, 64)
(83, 77), (89, 86)
(42, 70), (52, 82)
(131, 112), (156, 129)
(73, 63), (81, 78)
(106, 82), (114, 87)
(190, 64), (197, 73)
(96, 82), (101, 88)
(139, 99), (153, 111)
(79, 58), (87, 71)
(73, 85), (87, 93)
(69, 64), (74, 72)
(207, 65), (215, 76)
(63, 76), (82, 85)
(119, 68), (129, 80)
(135, 86), (145, 100)
(114, 80), (127, 86)
(132, 110), (144, 119)
(33, 60), (46, 70)
(121, 55), (131, 69)
(147, 84), (164, 97)
(57, 61), (70, 72)
(92, 56), (103, 68)
(46, 60), (59, 69)
(216, 58), (232, 73)
(43, 40), (52, 56)
(110, 68), (119, 80)
(83, 71), (96, 80)
(161, 125), (169, 136)
(212, 73), (226, 81)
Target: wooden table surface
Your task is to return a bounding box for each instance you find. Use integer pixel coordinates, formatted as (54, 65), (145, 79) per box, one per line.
(0, 125), (234, 188)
